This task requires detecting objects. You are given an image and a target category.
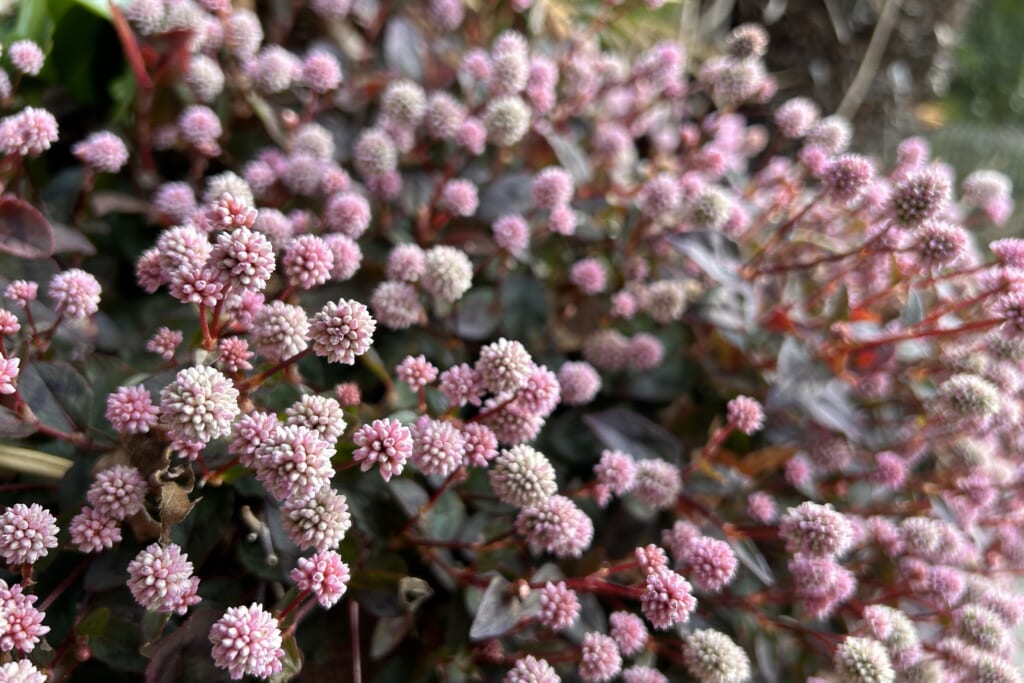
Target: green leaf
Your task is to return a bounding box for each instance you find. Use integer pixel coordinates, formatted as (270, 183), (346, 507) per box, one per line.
(583, 407), (683, 464)
(543, 130), (593, 184)
(422, 489), (465, 541)
(370, 614), (414, 660)
(455, 287), (500, 341)
(383, 16), (424, 80)
(0, 195), (55, 258)
(75, 607), (110, 637)
(269, 634), (303, 682)
(469, 575), (522, 641)
(0, 405), (37, 439)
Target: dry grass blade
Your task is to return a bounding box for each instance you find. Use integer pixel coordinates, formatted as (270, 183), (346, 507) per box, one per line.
(0, 444), (73, 479)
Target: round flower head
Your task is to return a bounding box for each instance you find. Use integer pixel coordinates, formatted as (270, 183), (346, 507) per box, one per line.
(890, 170), (950, 227)
(411, 416), (466, 477)
(515, 495), (594, 557)
(687, 536), (739, 592)
(0, 310), (17, 337)
(281, 485), (351, 552)
(302, 49), (342, 93)
(396, 355), (439, 391)
(440, 178), (479, 217)
(422, 246), (473, 304)
(457, 117), (487, 154)
(223, 8), (263, 60)
(725, 23), (769, 59)
(254, 424), (336, 502)
(439, 363), (484, 408)
(936, 373), (1002, 420)
(159, 365), (239, 444)
(558, 361), (601, 405)
(688, 187), (732, 230)
(290, 549), (350, 608)
(609, 611), (648, 656)
(252, 301), (309, 362)
(127, 542), (201, 615)
(914, 221), (968, 267)
(641, 567), (696, 629)
(186, 53), (225, 102)
(641, 280), (688, 324)
(209, 603), (285, 680)
(461, 422), (499, 467)
(324, 192), (371, 238)
(515, 364), (560, 417)
(505, 656), (560, 683)
(779, 502), (853, 558)
(353, 127), (398, 180)
(482, 398), (545, 446)
(87, 465), (146, 520)
(593, 449), (636, 506)
(583, 329), (631, 372)
(217, 337), (253, 373)
(425, 91), (467, 140)
(8, 40), (43, 76)
(579, 632), (621, 683)
(0, 503), (58, 567)
(476, 338), (533, 395)
(570, 258), (607, 295)
(627, 333), (664, 371)
(824, 154), (874, 202)
(747, 492), (777, 523)
(4, 279), (38, 307)
(775, 97), (819, 138)
(622, 666), (668, 683)
(484, 95), (531, 147)
(538, 581), (580, 630)
(146, 327), (182, 361)
(310, 298), (376, 365)
(72, 131), (129, 173)
(0, 660), (45, 682)
(532, 167), (574, 209)
(69, 506), (122, 553)
(371, 281), (424, 330)
(0, 579), (50, 653)
(682, 629), (752, 683)
(106, 385), (159, 435)
(179, 104), (222, 154)
(956, 603), (1009, 654)
(210, 226), (275, 293)
(632, 459), (682, 510)
(386, 244), (425, 282)
(249, 45), (300, 93)
(833, 637), (895, 683)
(282, 235), (333, 290)
(491, 30), (530, 93)
(0, 106), (59, 157)
(49, 268), (101, 319)
(381, 79), (426, 129)
(352, 418), (413, 482)
(285, 394), (346, 443)
(493, 214), (531, 256)
(490, 445), (558, 508)
(727, 395), (765, 435)
(639, 173), (681, 219)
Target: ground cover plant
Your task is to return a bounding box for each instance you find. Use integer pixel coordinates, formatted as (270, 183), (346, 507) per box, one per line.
(0, 0), (1021, 681)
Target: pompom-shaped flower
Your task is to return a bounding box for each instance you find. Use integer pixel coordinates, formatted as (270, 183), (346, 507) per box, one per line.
(439, 363), (484, 408)
(211, 226), (275, 293)
(579, 632), (622, 683)
(957, 603), (1009, 654)
(106, 385), (159, 435)
(324, 192), (371, 238)
(422, 246), (473, 304)
(515, 364), (561, 417)
(8, 40), (44, 76)
(515, 495), (594, 558)
(69, 506), (121, 553)
(890, 170), (950, 227)
(411, 417), (466, 477)
(687, 537), (738, 592)
(72, 131), (129, 173)
(593, 450), (636, 506)
(609, 611), (648, 657)
(440, 178), (479, 217)
(641, 567), (696, 629)
(281, 486), (352, 552)
(461, 422), (499, 467)
(0, 580), (49, 653)
(538, 581), (580, 630)
(484, 95), (531, 146)
(532, 167), (574, 209)
(493, 214), (531, 256)
(0, 660), (45, 682)
(682, 629), (752, 683)
(310, 298), (376, 364)
(290, 549), (350, 608)
(302, 49), (342, 93)
(371, 281), (424, 330)
(639, 173), (681, 219)
(558, 361), (601, 405)
(255, 424), (336, 502)
(159, 365), (239, 444)
(49, 268), (101, 319)
(632, 459), (682, 510)
(147, 327), (183, 361)
(833, 637), (895, 683)
(0, 503), (58, 568)
(570, 258), (607, 295)
(505, 656), (560, 683)
(779, 501), (853, 558)
(87, 465), (146, 521)
(127, 542), (201, 614)
(352, 418), (413, 482)
(914, 220), (968, 267)
(824, 154), (873, 202)
(936, 373), (1002, 420)
(381, 79), (426, 129)
(476, 338), (534, 395)
(209, 603), (285, 680)
(282, 235), (334, 290)
(490, 445), (557, 508)
(726, 395), (765, 435)
(0, 106), (59, 157)
(353, 127), (398, 179)
(386, 244), (425, 282)
(397, 355), (439, 391)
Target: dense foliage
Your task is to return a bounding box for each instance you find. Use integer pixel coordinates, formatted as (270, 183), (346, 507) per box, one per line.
(0, 1), (1022, 682)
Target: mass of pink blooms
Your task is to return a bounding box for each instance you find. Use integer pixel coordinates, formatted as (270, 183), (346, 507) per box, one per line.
(0, 0), (1021, 681)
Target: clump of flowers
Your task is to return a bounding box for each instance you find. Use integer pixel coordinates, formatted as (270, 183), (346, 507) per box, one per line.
(0, 2), (1021, 681)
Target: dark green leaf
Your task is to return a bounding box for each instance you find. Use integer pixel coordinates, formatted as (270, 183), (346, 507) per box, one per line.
(75, 607), (110, 637)
(455, 287), (500, 341)
(383, 16), (424, 80)
(370, 614), (414, 660)
(0, 195), (54, 258)
(422, 489), (466, 541)
(583, 407), (683, 464)
(543, 130), (593, 183)
(0, 405), (37, 438)
(476, 173), (533, 224)
(269, 634), (303, 682)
